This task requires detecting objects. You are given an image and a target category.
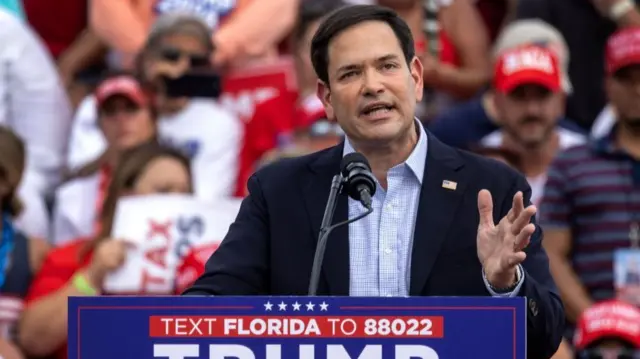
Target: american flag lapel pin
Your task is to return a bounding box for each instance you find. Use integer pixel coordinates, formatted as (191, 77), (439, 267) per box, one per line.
(442, 180), (457, 190)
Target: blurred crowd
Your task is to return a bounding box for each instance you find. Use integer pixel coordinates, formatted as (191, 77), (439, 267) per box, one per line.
(0, 0), (639, 358)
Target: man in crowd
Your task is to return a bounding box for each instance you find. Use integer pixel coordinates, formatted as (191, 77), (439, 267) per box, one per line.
(429, 19), (584, 150)
(480, 44), (586, 207)
(517, 0), (640, 130)
(541, 26), (640, 327)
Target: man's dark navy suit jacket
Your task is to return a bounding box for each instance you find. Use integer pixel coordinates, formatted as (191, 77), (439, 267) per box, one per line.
(184, 131), (565, 359)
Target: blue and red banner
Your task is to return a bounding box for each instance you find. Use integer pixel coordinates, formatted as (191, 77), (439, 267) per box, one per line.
(68, 296), (526, 359)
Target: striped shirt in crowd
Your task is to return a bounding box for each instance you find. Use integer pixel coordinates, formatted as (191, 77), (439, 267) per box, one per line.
(540, 134), (640, 302)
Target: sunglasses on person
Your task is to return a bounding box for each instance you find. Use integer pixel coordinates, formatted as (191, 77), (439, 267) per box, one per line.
(158, 47), (210, 68)
(576, 348), (640, 359)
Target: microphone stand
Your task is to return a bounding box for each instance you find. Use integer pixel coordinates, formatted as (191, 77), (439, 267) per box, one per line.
(308, 175), (343, 296)
(308, 175), (374, 295)
(319, 175), (344, 240)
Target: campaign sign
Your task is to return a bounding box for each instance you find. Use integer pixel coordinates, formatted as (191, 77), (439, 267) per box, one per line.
(220, 56), (297, 122)
(103, 195), (240, 294)
(68, 296), (526, 359)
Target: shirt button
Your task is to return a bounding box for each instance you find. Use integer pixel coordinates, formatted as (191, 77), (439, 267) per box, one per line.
(386, 294), (393, 297)
(384, 248), (392, 254)
(386, 203), (393, 210)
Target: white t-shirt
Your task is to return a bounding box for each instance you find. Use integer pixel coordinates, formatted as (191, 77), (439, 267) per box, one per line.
(480, 128), (587, 207)
(0, 8), (72, 240)
(158, 99), (242, 201)
(51, 173), (101, 245)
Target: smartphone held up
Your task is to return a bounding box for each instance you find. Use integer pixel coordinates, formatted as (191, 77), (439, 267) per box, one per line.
(162, 71), (222, 99)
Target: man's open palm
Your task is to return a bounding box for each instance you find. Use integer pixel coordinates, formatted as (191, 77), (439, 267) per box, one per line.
(476, 190), (537, 287)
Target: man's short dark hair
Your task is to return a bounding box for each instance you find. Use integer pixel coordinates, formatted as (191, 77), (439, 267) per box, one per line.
(292, 0), (345, 48)
(310, 4), (415, 85)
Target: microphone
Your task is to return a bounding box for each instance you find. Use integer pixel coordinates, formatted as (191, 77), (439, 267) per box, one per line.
(341, 153), (376, 209)
(308, 152), (376, 296)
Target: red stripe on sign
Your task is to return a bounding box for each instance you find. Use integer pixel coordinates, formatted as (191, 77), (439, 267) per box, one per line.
(149, 316), (444, 338)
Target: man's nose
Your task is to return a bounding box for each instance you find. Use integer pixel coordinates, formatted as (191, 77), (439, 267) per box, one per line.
(523, 99), (544, 115)
(361, 69), (385, 96)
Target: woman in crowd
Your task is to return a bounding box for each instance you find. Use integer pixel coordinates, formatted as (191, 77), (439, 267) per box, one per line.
(52, 72), (157, 246)
(18, 142), (192, 359)
(0, 127), (49, 359)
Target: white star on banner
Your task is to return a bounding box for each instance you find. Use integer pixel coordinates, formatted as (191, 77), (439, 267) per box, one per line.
(264, 301), (273, 311)
(306, 302), (315, 311)
(278, 302), (287, 311)
(319, 302), (329, 311)
(292, 302), (301, 311)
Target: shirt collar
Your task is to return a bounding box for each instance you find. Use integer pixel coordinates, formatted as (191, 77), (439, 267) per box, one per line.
(591, 124), (631, 159)
(342, 119), (428, 184)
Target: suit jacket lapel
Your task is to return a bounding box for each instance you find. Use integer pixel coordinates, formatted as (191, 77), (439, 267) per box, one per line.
(410, 132), (467, 295)
(303, 144), (350, 295)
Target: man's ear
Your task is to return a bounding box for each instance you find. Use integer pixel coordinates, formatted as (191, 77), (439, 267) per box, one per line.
(317, 80), (335, 120)
(410, 56), (424, 102)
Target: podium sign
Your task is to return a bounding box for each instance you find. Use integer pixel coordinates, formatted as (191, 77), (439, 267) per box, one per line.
(68, 296), (526, 359)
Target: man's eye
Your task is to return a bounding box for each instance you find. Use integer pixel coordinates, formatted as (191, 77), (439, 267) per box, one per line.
(340, 71), (356, 80)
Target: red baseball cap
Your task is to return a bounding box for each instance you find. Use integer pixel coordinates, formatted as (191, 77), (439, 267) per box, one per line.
(494, 45), (561, 93)
(574, 300), (640, 350)
(95, 75), (148, 107)
(606, 27), (640, 74)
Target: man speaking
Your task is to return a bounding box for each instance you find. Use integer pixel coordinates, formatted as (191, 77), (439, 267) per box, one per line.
(184, 5), (564, 358)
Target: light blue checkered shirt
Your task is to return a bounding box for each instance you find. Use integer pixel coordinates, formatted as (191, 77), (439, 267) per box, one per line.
(344, 120), (524, 297)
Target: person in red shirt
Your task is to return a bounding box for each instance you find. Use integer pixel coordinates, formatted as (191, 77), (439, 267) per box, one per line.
(18, 143), (192, 359)
(235, 0), (343, 197)
(23, 0), (87, 59)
